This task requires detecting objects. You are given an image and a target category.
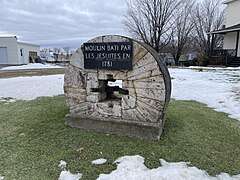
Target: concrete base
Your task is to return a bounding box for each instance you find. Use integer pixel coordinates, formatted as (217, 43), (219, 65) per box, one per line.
(65, 114), (165, 140)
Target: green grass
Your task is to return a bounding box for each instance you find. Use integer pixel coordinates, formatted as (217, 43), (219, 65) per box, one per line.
(0, 96), (240, 179)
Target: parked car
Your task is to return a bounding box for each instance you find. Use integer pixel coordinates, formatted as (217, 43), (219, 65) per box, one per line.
(35, 56), (42, 63)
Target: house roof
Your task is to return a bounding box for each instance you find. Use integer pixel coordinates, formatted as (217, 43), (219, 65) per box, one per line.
(0, 36), (17, 39)
(18, 41), (40, 47)
(0, 36), (40, 47)
(223, 0), (238, 4)
(209, 23), (240, 34)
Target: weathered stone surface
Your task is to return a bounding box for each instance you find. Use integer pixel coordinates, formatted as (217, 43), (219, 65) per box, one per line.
(64, 87), (87, 107)
(70, 48), (85, 69)
(64, 35), (171, 140)
(133, 53), (156, 69)
(136, 100), (161, 123)
(127, 61), (159, 79)
(130, 81), (165, 89)
(122, 80), (134, 89)
(64, 65), (87, 88)
(137, 96), (164, 110)
(86, 79), (99, 95)
(65, 114), (164, 140)
(127, 70), (160, 81)
(94, 101), (121, 117)
(122, 109), (143, 121)
(98, 70), (127, 80)
(69, 102), (94, 114)
(86, 93), (105, 103)
(122, 95), (136, 110)
(133, 75), (164, 83)
(132, 43), (148, 64)
(136, 88), (166, 101)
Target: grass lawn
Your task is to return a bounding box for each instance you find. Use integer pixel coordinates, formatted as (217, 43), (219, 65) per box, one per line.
(0, 95), (240, 179)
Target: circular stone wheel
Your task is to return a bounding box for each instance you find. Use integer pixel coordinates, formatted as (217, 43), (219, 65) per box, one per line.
(64, 35), (171, 139)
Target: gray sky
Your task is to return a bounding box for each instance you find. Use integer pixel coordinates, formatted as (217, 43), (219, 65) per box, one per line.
(0, 0), (127, 49)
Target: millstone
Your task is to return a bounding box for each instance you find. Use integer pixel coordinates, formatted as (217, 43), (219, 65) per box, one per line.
(64, 35), (171, 140)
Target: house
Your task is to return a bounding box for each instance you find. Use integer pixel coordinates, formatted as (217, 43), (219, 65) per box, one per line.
(162, 52), (198, 66)
(210, 0), (240, 67)
(162, 53), (175, 66)
(0, 36), (40, 66)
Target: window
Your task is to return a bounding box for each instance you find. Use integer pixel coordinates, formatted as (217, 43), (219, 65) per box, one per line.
(20, 48), (24, 56)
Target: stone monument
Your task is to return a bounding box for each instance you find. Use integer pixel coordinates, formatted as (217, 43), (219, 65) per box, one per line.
(64, 35), (171, 140)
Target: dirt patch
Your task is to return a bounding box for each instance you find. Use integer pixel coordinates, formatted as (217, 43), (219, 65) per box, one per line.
(0, 68), (65, 78)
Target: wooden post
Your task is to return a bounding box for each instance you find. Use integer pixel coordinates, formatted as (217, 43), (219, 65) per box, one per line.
(236, 31), (239, 58)
(210, 33), (215, 58)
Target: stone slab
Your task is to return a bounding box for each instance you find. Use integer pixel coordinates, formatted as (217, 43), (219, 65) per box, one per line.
(65, 114), (166, 140)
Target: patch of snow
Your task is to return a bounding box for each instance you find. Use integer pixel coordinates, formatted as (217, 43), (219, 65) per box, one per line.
(169, 68), (240, 121)
(59, 160), (67, 170)
(58, 170), (82, 180)
(0, 75), (64, 102)
(58, 161), (82, 180)
(97, 155), (240, 180)
(0, 175), (3, 180)
(0, 63), (64, 70)
(188, 66), (240, 70)
(92, 158), (107, 165)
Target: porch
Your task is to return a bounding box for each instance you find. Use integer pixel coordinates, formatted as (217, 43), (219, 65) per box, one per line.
(210, 23), (240, 67)
(211, 49), (240, 67)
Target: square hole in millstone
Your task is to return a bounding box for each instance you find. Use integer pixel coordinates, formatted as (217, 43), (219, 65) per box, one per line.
(91, 79), (128, 101)
(107, 80), (128, 100)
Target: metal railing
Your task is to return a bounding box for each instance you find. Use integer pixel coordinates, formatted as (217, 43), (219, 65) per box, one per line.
(212, 49), (236, 57)
(211, 49), (236, 66)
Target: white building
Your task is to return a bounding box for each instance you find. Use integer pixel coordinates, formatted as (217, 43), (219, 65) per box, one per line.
(223, 0), (240, 56)
(210, 0), (240, 66)
(0, 36), (40, 66)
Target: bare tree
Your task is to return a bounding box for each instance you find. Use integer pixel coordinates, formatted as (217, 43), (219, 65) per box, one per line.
(124, 0), (182, 53)
(53, 48), (62, 60)
(167, 0), (195, 65)
(192, 0), (226, 57)
(63, 47), (70, 59)
(53, 48), (61, 55)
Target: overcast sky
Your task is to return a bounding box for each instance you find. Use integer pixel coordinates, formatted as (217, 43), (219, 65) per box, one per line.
(0, 0), (128, 49)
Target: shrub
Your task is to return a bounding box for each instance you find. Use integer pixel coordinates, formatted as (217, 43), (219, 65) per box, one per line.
(190, 58), (199, 66)
(197, 55), (209, 66)
(184, 61), (190, 67)
(190, 55), (209, 66)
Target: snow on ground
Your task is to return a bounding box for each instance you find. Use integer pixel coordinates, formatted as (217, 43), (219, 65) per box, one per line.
(92, 159), (107, 165)
(169, 67), (240, 121)
(0, 75), (64, 102)
(97, 155), (240, 180)
(58, 160), (82, 180)
(0, 63), (64, 70)
(59, 171), (82, 180)
(59, 156), (240, 180)
(189, 66), (240, 70)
